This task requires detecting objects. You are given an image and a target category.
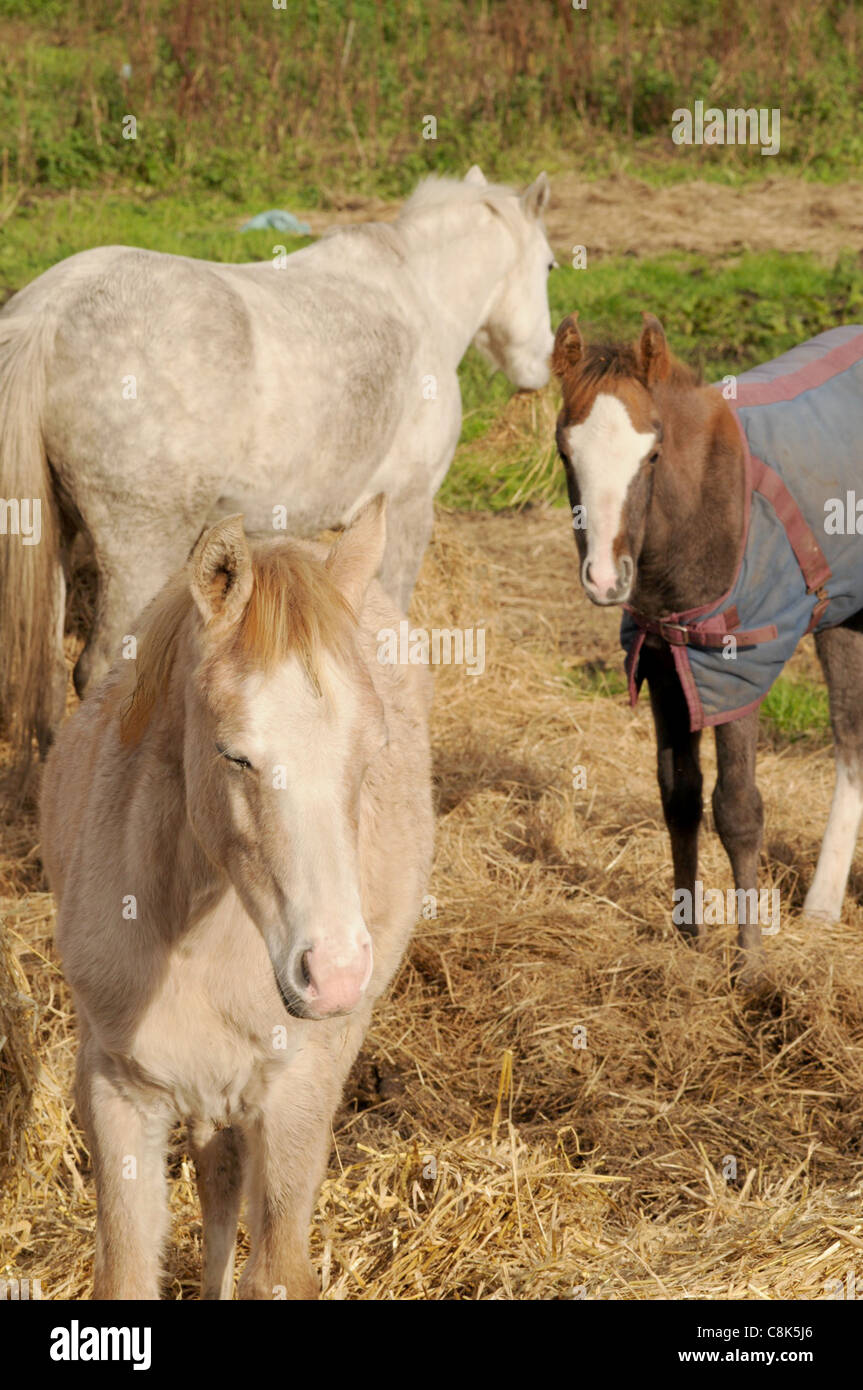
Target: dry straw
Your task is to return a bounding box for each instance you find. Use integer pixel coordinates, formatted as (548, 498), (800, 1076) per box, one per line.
(2, 505), (862, 1299)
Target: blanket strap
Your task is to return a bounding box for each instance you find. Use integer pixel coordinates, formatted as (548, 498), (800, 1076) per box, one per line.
(626, 608), (778, 649)
(749, 454), (832, 633)
(626, 444), (833, 648)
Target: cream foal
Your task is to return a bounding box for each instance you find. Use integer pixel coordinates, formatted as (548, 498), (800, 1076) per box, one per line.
(40, 497), (434, 1299)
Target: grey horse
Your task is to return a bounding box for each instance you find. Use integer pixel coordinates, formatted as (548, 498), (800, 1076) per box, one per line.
(0, 165), (554, 765)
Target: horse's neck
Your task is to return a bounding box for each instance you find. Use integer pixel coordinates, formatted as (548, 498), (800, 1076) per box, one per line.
(399, 206), (519, 366)
(634, 388), (747, 616)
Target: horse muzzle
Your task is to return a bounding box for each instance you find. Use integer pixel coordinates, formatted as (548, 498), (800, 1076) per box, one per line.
(275, 929), (374, 1020)
(581, 554), (633, 606)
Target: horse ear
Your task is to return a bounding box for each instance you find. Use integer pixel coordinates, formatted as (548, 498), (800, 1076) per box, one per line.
(326, 494), (387, 613)
(522, 171), (550, 219)
(639, 312), (670, 385)
(552, 313), (584, 377)
(189, 514), (253, 628)
(464, 164), (487, 187)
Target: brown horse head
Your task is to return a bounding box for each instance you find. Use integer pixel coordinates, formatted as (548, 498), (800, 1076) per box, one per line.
(553, 312), (745, 615)
(552, 311), (678, 605)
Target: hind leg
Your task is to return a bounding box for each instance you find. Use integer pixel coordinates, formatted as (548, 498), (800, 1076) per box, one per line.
(803, 624), (863, 922)
(189, 1121), (244, 1301)
(713, 711), (764, 968)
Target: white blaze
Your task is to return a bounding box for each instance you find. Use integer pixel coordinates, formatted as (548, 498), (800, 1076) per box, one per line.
(241, 656), (370, 965)
(565, 394), (655, 595)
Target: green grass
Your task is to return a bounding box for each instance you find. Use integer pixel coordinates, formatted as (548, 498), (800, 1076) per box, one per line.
(760, 676), (831, 744)
(1, 0), (861, 206)
(440, 247), (863, 511)
(559, 662), (831, 744)
(0, 189), (313, 295)
(560, 660), (630, 701)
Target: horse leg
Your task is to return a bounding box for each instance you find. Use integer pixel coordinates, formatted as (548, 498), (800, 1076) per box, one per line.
(76, 1039), (172, 1299)
(712, 711), (764, 967)
(238, 1018), (369, 1300)
(73, 547), (174, 696)
(644, 645), (704, 942)
(377, 486), (434, 613)
(189, 1121), (244, 1301)
(803, 624), (863, 922)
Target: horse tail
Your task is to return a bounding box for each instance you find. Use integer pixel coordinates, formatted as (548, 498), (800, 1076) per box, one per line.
(0, 304), (61, 777)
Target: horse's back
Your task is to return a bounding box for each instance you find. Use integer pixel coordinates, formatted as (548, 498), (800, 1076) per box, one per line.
(17, 239), (421, 538)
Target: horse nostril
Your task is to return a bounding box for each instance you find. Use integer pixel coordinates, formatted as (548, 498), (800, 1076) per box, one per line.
(618, 556), (633, 591)
(293, 947), (316, 1000)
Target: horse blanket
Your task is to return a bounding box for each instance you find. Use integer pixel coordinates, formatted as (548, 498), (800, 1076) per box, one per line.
(622, 325), (863, 730)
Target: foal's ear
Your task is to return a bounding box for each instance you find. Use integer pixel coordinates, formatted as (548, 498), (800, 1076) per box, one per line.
(189, 514), (253, 629)
(522, 171), (550, 219)
(552, 313), (584, 377)
(326, 494), (387, 613)
(464, 164), (487, 187)
(638, 312), (671, 386)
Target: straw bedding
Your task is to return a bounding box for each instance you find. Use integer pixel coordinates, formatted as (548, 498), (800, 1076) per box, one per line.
(2, 504), (862, 1299)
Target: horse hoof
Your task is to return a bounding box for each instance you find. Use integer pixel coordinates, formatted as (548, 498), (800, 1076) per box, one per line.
(801, 898), (840, 924)
(732, 948), (768, 992)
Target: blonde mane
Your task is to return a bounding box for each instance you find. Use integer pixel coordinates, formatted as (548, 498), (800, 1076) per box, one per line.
(119, 542), (357, 744)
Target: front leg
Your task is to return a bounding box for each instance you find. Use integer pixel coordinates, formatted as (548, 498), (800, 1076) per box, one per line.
(190, 1120), (244, 1301)
(238, 1016), (370, 1301)
(712, 711), (764, 967)
(643, 643), (704, 942)
(76, 1041), (173, 1300)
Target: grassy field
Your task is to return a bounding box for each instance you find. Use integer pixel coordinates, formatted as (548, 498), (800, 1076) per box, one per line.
(1, 0), (861, 201)
(2, 0), (861, 522)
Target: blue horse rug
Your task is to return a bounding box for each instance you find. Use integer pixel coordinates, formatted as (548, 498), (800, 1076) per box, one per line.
(621, 325), (863, 730)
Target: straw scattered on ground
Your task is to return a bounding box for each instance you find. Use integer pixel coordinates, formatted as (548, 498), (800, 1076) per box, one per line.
(2, 504), (863, 1299)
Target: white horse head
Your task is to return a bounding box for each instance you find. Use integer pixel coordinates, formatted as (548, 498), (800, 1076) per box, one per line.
(466, 165), (555, 390)
(398, 165), (555, 391)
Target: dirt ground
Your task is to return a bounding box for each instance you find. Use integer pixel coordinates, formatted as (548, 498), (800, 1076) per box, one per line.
(301, 173), (863, 261)
(2, 505), (863, 1299)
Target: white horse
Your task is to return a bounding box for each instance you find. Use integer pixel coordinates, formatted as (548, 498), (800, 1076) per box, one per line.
(0, 166), (553, 768)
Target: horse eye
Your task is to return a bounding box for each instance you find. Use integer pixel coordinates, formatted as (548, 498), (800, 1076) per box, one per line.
(216, 743), (253, 771)
(648, 449), (660, 465)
